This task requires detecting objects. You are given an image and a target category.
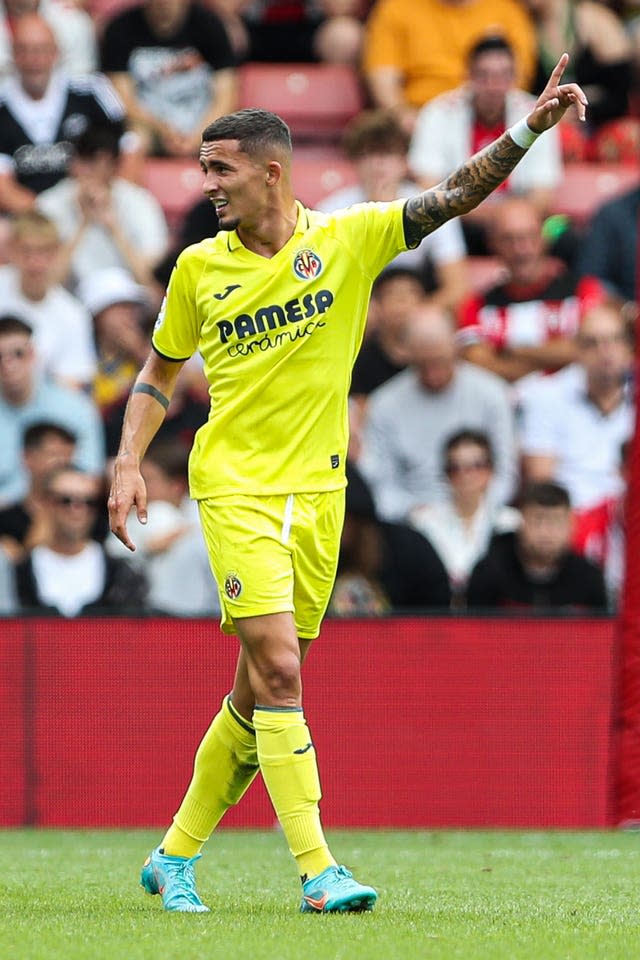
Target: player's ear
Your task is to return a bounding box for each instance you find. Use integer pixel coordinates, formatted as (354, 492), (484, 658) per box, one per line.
(265, 161), (282, 186)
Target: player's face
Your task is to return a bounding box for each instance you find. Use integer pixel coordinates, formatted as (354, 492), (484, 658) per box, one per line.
(200, 140), (271, 232)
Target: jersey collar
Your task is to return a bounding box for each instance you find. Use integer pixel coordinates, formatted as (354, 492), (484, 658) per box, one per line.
(226, 201), (310, 252)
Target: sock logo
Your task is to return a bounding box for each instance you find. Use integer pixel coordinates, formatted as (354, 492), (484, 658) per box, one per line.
(293, 742), (313, 755)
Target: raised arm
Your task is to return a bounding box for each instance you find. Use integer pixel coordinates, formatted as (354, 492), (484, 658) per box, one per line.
(108, 349), (185, 551)
(403, 54), (587, 246)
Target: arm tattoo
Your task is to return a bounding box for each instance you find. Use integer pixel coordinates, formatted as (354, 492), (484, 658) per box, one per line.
(403, 131), (528, 248)
(132, 382), (170, 410)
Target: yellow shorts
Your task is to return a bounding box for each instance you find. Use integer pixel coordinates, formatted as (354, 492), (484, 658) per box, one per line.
(198, 490), (345, 640)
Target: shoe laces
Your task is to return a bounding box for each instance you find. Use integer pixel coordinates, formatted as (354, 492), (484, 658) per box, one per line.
(332, 865), (355, 886)
(165, 856), (198, 893)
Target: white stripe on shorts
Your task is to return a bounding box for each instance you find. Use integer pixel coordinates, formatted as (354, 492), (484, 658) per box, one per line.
(281, 493), (294, 544)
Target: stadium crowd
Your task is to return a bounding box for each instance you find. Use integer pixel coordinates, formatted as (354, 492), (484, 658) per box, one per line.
(0, 0), (638, 618)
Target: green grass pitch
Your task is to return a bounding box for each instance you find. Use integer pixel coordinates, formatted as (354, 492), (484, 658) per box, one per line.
(2, 829), (640, 960)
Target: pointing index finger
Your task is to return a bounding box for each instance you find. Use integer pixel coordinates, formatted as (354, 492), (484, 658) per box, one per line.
(549, 52), (569, 86)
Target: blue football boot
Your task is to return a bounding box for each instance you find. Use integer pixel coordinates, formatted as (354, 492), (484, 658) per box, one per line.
(140, 847), (209, 913)
(300, 865), (377, 913)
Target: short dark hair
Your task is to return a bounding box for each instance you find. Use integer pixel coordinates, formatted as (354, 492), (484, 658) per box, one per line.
(145, 440), (189, 481)
(23, 421), (77, 451)
(0, 314), (32, 338)
(372, 266), (426, 297)
(72, 124), (120, 160)
(519, 481), (571, 510)
(342, 109), (409, 160)
(202, 109), (292, 156)
(43, 464), (96, 497)
(468, 35), (514, 66)
(444, 429), (494, 467)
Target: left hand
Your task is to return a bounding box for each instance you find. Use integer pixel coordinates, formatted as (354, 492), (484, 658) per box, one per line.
(526, 53), (588, 134)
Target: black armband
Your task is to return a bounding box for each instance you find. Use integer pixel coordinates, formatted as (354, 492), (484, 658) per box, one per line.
(132, 382), (170, 410)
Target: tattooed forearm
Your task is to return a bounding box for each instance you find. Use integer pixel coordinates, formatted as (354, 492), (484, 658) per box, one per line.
(403, 131), (528, 247)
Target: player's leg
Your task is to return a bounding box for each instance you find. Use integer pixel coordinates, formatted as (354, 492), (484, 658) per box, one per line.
(290, 490), (377, 912)
(237, 613), (375, 912)
(141, 650), (260, 912)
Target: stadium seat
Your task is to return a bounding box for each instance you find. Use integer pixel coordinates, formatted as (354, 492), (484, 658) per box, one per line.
(238, 63), (365, 141)
(291, 154), (358, 208)
(143, 159), (204, 235)
(551, 163), (640, 227)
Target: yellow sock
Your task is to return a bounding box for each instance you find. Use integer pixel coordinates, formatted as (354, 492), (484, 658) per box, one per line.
(253, 706), (336, 879)
(162, 696), (259, 858)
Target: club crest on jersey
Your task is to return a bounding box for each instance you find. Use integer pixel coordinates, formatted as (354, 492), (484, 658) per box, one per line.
(293, 248), (322, 280)
(224, 573), (242, 600)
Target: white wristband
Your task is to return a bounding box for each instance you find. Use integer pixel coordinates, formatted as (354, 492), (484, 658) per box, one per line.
(508, 118), (541, 150)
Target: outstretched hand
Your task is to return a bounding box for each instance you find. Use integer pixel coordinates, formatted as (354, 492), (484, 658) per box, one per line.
(527, 53), (588, 134)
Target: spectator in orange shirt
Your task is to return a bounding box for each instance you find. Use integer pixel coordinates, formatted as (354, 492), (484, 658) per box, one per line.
(363, 0), (536, 133)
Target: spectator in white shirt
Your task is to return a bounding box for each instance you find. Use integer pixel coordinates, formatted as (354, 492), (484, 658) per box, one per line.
(37, 124), (169, 288)
(408, 35), (562, 255)
(319, 109), (468, 311)
(520, 300), (635, 511)
(359, 304), (518, 522)
(0, 210), (96, 390)
(409, 428), (520, 603)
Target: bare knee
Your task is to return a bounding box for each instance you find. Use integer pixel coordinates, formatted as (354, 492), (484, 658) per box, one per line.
(250, 649), (301, 707)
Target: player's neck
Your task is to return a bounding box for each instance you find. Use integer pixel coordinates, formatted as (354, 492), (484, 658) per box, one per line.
(236, 201), (299, 259)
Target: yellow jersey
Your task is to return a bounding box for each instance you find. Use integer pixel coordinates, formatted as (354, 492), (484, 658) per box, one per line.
(152, 199), (408, 499)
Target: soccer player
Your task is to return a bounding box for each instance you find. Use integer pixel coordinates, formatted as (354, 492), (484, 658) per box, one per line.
(108, 55), (587, 914)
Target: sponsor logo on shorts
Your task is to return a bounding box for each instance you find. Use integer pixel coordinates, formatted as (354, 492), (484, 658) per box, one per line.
(224, 574), (242, 600)
(293, 248), (322, 280)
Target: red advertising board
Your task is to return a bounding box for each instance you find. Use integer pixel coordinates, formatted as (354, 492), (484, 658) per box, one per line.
(1, 617), (616, 828)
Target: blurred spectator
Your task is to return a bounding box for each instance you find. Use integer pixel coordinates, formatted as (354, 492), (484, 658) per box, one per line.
(0, 211), (96, 390)
(76, 266), (151, 411)
(0, 14), (125, 213)
(0, 315), (104, 506)
(409, 428), (520, 603)
(105, 441), (220, 616)
(576, 185), (640, 303)
(525, 0), (640, 162)
(37, 125), (169, 288)
(319, 109), (469, 309)
(520, 300), (634, 511)
(350, 267), (425, 398)
(0, 420), (75, 561)
(0, 547), (16, 612)
(0, 0), (98, 81)
(359, 304), (517, 522)
(103, 360), (209, 458)
(457, 196), (605, 402)
(329, 460), (451, 615)
(408, 36), (562, 253)
(466, 480), (607, 610)
(573, 438), (629, 609)
(213, 0), (364, 65)
(15, 465), (148, 616)
(362, 0), (536, 133)
(100, 0), (237, 158)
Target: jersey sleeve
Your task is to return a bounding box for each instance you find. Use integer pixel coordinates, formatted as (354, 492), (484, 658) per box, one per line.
(151, 248), (204, 361)
(331, 199), (409, 280)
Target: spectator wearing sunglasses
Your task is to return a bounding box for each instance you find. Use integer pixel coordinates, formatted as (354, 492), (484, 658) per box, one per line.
(0, 315), (104, 507)
(409, 429), (520, 604)
(15, 465), (147, 616)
